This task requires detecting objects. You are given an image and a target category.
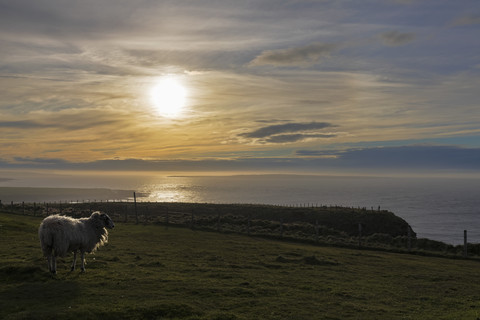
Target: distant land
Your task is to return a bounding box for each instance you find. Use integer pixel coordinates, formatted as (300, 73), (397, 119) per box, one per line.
(0, 187), (134, 203)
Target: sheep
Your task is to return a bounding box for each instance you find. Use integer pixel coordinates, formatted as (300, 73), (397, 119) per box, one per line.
(38, 211), (115, 274)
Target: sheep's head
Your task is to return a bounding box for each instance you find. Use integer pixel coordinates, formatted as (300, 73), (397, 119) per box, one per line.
(91, 211), (115, 229)
(101, 213), (115, 229)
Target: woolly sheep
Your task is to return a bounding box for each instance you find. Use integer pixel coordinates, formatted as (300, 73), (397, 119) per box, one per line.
(38, 211), (115, 274)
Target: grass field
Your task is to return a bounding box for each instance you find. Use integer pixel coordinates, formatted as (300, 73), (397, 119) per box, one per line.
(1, 213), (480, 320)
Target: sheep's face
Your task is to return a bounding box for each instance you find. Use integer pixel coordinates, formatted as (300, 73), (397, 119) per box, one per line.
(100, 213), (115, 229)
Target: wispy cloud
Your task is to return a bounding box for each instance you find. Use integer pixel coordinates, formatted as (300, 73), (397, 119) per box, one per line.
(379, 31), (415, 46)
(450, 14), (480, 27)
(239, 122), (337, 144)
(249, 42), (338, 67)
(295, 150), (341, 157)
(1, 145), (479, 174)
(0, 120), (51, 129)
(13, 156), (69, 165)
(296, 145), (480, 170)
(266, 133), (336, 143)
(241, 122), (335, 138)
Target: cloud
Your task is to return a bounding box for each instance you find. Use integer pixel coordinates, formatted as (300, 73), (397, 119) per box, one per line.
(450, 14), (480, 27)
(1, 145), (479, 174)
(0, 120), (51, 129)
(296, 145), (480, 170)
(266, 133), (336, 143)
(13, 157), (69, 165)
(0, 111), (127, 132)
(239, 122), (337, 144)
(380, 31), (415, 46)
(249, 42), (337, 66)
(241, 122), (335, 138)
(295, 150), (341, 157)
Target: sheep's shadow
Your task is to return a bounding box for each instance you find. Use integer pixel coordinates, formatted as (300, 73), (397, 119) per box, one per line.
(0, 264), (80, 317)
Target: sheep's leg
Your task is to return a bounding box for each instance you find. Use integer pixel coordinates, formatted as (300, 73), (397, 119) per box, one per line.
(47, 254), (56, 274)
(47, 255), (52, 273)
(51, 255), (57, 274)
(80, 251), (86, 272)
(71, 251), (77, 271)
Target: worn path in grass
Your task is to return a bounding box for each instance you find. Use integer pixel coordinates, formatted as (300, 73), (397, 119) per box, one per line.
(1, 213), (480, 319)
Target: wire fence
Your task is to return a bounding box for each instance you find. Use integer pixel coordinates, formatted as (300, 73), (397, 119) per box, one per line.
(1, 196), (478, 258)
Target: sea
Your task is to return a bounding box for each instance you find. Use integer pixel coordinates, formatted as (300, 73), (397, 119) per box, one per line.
(1, 170), (479, 245)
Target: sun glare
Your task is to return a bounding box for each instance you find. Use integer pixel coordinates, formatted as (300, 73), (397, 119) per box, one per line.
(150, 77), (187, 118)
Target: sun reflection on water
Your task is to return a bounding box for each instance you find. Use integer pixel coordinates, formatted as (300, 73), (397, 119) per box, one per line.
(137, 180), (204, 203)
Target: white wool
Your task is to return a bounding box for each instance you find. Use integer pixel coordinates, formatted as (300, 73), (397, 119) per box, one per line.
(38, 211), (114, 273)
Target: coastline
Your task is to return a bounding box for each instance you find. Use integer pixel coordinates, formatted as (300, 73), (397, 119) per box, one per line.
(0, 186), (134, 203)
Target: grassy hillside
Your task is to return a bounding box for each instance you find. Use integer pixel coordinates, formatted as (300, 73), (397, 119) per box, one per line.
(4, 201), (415, 246)
(1, 213), (480, 320)
(5, 201), (477, 255)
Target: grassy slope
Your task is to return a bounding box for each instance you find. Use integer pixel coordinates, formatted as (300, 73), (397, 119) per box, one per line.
(1, 213), (480, 320)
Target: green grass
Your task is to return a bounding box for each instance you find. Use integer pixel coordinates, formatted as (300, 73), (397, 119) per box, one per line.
(1, 213), (480, 319)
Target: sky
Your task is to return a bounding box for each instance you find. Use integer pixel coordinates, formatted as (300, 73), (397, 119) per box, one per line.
(1, 0), (480, 176)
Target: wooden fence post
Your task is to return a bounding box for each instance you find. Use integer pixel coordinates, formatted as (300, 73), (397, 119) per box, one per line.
(464, 230), (468, 258)
(134, 192), (138, 224)
(165, 207), (169, 229)
(407, 227), (412, 252)
(358, 223), (363, 247)
(280, 218), (284, 238)
(143, 205), (148, 224)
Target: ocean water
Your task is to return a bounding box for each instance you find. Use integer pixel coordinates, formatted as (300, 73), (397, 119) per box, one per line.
(1, 170), (479, 245)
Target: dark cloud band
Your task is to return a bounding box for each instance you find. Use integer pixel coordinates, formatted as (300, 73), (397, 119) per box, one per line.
(241, 122), (335, 138)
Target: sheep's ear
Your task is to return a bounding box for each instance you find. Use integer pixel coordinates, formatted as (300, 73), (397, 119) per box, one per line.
(92, 211), (102, 219)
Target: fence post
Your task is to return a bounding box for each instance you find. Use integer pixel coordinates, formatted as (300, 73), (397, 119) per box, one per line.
(464, 230), (468, 258)
(134, 192), (138, 224)
(358, 223), (363, 247)
(165, 207), (169, 229)
(407, 227), (412, 252)
(280, 218), (284, 238)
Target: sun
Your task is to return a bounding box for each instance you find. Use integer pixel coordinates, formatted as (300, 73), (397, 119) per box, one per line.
(150, 77), (188, 118)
